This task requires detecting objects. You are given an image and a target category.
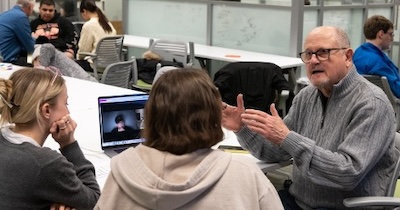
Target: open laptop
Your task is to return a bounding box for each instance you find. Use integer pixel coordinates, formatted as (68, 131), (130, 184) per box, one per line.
(98, 94), (149, 158)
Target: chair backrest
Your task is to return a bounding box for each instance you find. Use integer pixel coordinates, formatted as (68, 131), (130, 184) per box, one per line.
(342, 132), (400, 208)
(148, 39), (194, 67)
(214, 62), (291, 113)
(95, 35), (125, 69)
(153, 66), (181, 84)
(363, 75), (396, 105)
(101, 59), (134, 88)
(387, 132), (400, 197)
(72, 21), (84, 37)
(363, 75), (400, 131)
(72, 21), (85, 54)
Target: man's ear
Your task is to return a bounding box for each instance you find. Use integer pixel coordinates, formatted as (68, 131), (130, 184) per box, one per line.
(345, 48), (354, 68)
(41, 103), (51, 120)
(377, 30), (385, 39)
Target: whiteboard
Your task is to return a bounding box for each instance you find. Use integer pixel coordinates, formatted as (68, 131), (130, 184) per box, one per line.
(212, 5), (292, 56)
(126, 0), (207, 44)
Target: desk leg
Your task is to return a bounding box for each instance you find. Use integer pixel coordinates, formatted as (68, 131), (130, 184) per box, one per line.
(196, 57), (211, 75)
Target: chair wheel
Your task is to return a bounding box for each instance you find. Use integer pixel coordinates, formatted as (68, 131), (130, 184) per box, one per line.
(284, 180), (292, 189)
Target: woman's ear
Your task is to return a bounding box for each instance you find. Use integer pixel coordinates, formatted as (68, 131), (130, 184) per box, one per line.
(40, 103), (51, 120)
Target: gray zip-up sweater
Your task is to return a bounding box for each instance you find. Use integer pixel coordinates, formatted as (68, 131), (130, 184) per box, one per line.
(37, 43), (98, 83)
(237, 67), (398, 210)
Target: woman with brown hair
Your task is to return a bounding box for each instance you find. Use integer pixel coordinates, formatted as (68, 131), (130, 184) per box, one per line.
(95, 68), (283, 210)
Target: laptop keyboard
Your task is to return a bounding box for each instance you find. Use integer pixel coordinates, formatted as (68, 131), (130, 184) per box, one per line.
(114, 147), (128, 154)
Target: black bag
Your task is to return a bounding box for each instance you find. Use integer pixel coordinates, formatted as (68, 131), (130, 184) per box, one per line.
(137, 58), (183, 84)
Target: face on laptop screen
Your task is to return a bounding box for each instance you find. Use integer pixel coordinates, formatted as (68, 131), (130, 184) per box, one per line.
(98, 94), (148, 149)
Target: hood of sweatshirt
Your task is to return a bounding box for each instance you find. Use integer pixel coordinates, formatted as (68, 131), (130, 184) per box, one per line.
(110, 144), (231, 210)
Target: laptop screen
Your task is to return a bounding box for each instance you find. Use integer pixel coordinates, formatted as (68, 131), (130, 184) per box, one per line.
(98, 94), (149, 149)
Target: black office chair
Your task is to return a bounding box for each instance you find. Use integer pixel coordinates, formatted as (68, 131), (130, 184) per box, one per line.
(214, 62), (294, 116)
(72, 21), (85, 55)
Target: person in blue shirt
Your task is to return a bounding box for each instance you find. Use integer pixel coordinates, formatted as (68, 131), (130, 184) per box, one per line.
(353, 15), (400, 98)
(0, 0), (35, 66)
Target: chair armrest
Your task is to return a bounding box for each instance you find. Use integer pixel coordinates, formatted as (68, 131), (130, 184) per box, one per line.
(394, 98), (400, 105)
(78, 52), (97, 58)
(343, 196), (400, 208)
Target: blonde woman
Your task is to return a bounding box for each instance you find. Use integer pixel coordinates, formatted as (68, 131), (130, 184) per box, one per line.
(0, 68), (100, 209)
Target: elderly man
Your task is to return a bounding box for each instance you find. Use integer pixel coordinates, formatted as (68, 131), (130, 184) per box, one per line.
(222, 26), (397, 209)
(0, 0), (35, 65)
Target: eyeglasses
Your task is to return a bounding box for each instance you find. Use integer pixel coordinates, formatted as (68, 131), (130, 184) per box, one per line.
(299, 48), (347, 63)
(45, 66), (62, 87)
(37, 66), (62, 87)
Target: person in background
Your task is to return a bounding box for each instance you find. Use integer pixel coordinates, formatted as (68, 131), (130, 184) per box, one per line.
(353, 15), (400, 98)
(110, 114), (139, 140)
(222, 26), (397, 209)
(32, 43), (98, 82)
(94, 69), (284, 210)
(30, 0), (76, 59)
(0, 0), (35, 66)
(0, 68), (100, 209)
(76, 0), (116, 72)
(60, 0), (80, 22)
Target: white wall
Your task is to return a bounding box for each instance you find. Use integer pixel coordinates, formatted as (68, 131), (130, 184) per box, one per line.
(1, 0), (18, 13)
(104, 0), (122, 20)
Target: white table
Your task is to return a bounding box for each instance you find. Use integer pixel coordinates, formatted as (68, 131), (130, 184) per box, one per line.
(1, 65), (292, 189)
(123, 35), (303, 67)
(123, 34), (303, 88)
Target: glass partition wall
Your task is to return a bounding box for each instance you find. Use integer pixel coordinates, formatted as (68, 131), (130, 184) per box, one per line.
(123, 0), (400, 76)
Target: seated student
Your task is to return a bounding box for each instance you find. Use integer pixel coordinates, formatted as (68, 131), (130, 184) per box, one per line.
(0, 68), (100, 209)
(94, 69), (284, 210)
(30, 0), (76, 59)
(110, 114), (140, 140)
(76, 0), (116, 72)
(353, 15), (400, 98)
(60, 0), (79, 22)
(32, 43), (98, 82)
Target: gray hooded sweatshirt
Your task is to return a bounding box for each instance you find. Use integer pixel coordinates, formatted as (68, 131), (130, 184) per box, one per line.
(94, 144), (284, 210)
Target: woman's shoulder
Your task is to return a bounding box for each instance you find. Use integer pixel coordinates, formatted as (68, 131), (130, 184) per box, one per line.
(0, 140), (65, 169)
(83, 18), (100, 28)
(27, 145), (66, 166)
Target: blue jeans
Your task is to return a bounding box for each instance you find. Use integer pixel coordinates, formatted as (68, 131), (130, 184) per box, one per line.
(278, 189), (332, 210)
(278, 189), (302, 210)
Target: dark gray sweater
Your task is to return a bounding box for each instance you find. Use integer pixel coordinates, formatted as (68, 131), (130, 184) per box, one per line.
(237, 67), (398, 209)
(39, 43), (98, 83)
(0, 133), (100, 209)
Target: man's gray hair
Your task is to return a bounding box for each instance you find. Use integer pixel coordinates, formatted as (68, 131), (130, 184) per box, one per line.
(17, 0), (33, 8)
(335, 27), (351, 48)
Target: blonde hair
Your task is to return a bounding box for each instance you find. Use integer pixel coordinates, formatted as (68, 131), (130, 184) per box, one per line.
(0, 68), (65, 126)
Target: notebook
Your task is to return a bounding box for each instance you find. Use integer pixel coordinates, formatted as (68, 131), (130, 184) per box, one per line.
(98, 94), (149, 158)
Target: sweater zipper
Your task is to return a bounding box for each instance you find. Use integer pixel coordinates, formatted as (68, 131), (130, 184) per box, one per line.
(320, 96), (329, 129)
